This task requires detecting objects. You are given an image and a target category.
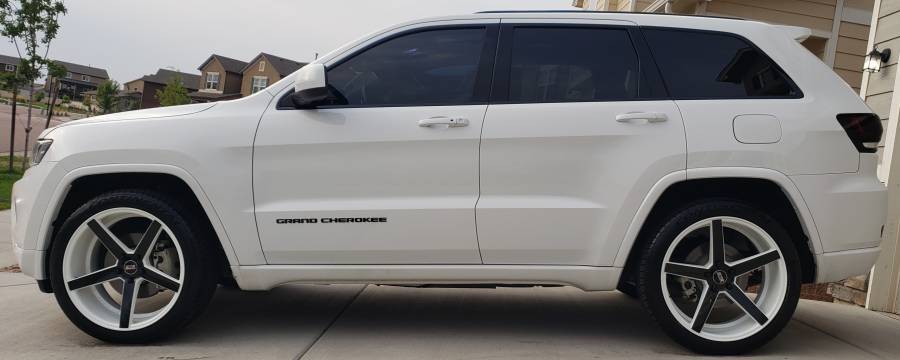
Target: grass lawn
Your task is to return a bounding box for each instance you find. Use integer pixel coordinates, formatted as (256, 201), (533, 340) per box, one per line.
(0, 156), (26, 210)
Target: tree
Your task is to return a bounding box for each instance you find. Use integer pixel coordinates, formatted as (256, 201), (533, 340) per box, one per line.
(32, 87), (42, 102)
(0, 68), (25, 172)
(81, 94), (91, 114)
(43, 60), (64, 128)
(95, 79), (118, 114)
(155, 75), (191, 107)
(0, 0), (68, 168)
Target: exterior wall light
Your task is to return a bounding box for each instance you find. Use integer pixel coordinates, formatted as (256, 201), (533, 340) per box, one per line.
(864, 48), (891, 73)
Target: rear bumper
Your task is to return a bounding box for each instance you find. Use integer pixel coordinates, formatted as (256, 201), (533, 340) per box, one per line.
(790, 155), (886, 282)
(815, 246), (880, 283)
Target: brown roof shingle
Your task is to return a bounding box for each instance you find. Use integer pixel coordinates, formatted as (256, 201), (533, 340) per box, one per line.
(197, 54), (248, 74)
(242, 53), (308, 77)
(138, 69), (200, 91)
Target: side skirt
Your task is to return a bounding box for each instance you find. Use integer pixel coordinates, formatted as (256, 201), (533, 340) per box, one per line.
(231, 265), (622, 291)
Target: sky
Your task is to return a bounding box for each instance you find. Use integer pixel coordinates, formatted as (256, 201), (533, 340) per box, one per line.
(0, 0), (574, 84)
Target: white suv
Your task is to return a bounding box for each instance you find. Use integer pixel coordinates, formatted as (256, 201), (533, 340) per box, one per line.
(11, 11), (886, 354)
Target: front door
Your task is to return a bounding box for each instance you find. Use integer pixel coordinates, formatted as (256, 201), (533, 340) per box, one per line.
(254, 22), (499, 264)
(476, 20), (686, 266)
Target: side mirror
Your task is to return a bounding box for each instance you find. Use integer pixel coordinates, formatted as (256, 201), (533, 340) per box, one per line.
(291, 63), (328, 109)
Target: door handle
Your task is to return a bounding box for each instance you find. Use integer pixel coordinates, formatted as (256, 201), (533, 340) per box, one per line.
(616, 112), (668, 124)
(418, 116), (469, 128)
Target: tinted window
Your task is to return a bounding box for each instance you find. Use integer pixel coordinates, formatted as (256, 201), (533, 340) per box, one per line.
(643, 29), (800, 99)
(327, 28), (487, 106)
(507, 27), (641, 103)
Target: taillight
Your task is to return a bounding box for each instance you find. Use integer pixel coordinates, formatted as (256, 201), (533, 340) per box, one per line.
(837, 113), (883, 153)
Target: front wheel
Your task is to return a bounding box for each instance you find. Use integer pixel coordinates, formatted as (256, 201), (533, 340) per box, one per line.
(638, 200), (801, 355)
(49, 190), (219, 343)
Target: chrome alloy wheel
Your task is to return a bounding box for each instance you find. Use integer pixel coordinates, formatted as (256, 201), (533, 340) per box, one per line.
(62, 208), (184, 331)
(660, 217), (787, 342)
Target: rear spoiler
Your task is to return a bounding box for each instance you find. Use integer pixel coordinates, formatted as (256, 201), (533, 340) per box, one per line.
(773, 25), (812, 42)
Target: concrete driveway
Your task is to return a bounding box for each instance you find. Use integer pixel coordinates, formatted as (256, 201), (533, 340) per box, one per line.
(2, 210), (900, 359)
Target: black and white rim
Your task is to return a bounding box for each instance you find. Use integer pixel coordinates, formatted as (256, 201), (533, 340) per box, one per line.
(660, 217), (787, 342)
(62, 208), (184, 331)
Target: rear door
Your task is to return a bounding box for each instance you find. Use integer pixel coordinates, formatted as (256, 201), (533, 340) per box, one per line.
(476, 19), (686, 266)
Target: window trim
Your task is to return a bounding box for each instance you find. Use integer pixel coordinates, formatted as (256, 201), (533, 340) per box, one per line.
(4, 64), (14, 72)
(205, 72), (220, 90)
(639, 26), (805, 100)
(259, 61), (266, 72)
(489, 23), (669, 105)
(278, 24), (500, 110)
(251, 75), (268, 93)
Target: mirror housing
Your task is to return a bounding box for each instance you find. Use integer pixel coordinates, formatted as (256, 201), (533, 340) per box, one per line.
(291, 63), (328, 109)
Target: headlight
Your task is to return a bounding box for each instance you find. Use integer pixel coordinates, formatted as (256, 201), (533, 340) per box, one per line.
(31, 139), (53, 166)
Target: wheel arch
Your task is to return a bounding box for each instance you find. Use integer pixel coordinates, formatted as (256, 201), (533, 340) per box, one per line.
(38, 164), (239, 282)
(614, 168), (821, 286)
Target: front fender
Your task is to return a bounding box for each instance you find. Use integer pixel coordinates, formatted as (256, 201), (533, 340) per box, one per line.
(28, 164), (242, 279)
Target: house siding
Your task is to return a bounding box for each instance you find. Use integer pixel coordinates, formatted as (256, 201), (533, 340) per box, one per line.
(240, 55), (283, 97)
(865, 0), (900, 165)
(199, 58), (228, 93)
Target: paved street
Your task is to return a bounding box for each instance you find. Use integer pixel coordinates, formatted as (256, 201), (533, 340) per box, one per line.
(0, 103), (83, 154)
(1, 209), (900, 359)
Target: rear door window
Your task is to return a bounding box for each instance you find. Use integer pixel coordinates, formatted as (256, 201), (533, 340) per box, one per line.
(502, 26), (652, 103)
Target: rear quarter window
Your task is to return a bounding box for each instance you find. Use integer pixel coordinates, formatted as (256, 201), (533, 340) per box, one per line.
(642, 28), (802, 99)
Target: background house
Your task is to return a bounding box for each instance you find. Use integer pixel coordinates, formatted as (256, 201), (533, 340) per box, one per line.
(190, 54), (247, 102)
(239, 53), (307, 97)
(46, 60), (109, 101)
(124, 68), (200, 109)
(572, 0), (874, 93)
(0, 54), (19, 74)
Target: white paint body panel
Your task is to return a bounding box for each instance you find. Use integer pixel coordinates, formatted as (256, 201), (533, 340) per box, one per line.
(477, 101), (685, 266)
(253, 105), (486, 264)
(9, 12), (886, 289)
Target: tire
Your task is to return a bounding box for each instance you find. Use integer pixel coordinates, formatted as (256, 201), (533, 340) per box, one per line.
(49, 190), (219, 343)
(638, 200), (801, 355)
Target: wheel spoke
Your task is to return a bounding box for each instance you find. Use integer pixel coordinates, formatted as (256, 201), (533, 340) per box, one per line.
(87, 219), (127, 260)
(133, 220), (162, 258)
(730, 250), (781, 276)
(142, 266), (180, 292)
(119, 278), (138, 329)
(710, 219), (725, 266)
(664, 262), (708, 280)
(67, 266), (119, 290)
(691, 285), (719, 332)
(726, 286), (769, 325)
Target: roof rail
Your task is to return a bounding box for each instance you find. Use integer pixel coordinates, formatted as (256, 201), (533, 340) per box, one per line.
(475, 10), (744, 21)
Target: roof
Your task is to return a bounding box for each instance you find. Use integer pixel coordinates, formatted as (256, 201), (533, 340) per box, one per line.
(475, 10), (744, 20)
(197, 54), (248, 74)
(135, 68), (200, 90)
(241, 53), (308, 76)
(0, 54), (20, 65)
(51, 60), (109, 79)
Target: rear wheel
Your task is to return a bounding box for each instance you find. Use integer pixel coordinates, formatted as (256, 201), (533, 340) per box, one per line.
(49, 190), (218, 343)
(638, 200), (801, 355)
